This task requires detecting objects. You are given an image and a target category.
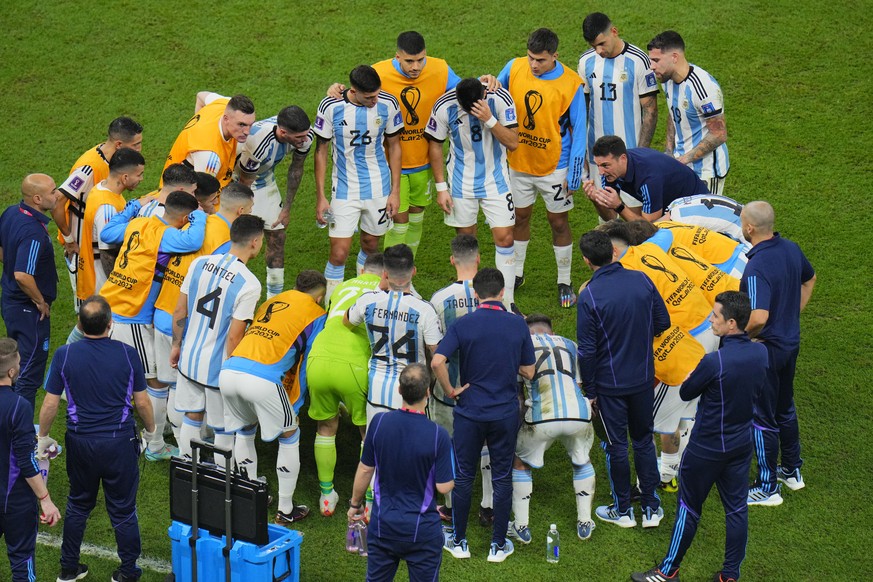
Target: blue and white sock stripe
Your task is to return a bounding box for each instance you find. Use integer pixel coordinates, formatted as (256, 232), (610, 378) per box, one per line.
(279, 431), (299, 446)
(512, 469), (533, 483)
(572, 462), (595, 480)
(182, 416), (202, 427)
(146, 387), (169, 399)
(324, 261), (345, 280)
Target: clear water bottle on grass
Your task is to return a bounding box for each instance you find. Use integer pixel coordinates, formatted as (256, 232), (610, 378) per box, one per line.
(546, 523), (560, 563)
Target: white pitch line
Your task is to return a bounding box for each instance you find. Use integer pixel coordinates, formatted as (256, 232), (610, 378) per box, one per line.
(37, 532), (172, 574)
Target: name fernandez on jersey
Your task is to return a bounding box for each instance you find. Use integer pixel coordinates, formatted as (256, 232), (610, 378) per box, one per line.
(371, 307), (419, 324)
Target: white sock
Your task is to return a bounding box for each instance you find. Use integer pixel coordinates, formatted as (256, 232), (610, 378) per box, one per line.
(661, 451), (680, 482)
(179, 416), (202, 460)
(495, 244), (516, 306)
(235, 429), (258, 479)
(511, 468), (533, 527)
(213, 430), (235, 466)
(166, 385), (181, 442)
(514, 240), (529, 278)
(277, 432), (301, 513)
(324, 261), (345, 306)
(678, 418), (694, 459)
(480, 447), (493, 508)
(356, 250), (368, 276)
(554, 244), (573, 285)
(266, 267), (284, 299)
(573, 463), (596, 522)
(147, 388), (169, 452)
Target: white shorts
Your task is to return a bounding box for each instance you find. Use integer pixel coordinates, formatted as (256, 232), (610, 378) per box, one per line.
(699, 172), (726, 196)
(329, 197), (391, 238)
(110, 322), (157, 380)
(153, 330), (177, 384)
(219, 369), (298, 441)
(509, 168), (573, 213)
(427, 396), (455, 437)
(515, 420), (594, 469)
(653, 382), (699, 434)
(175, 373), (228, 430)
(692, 325), (720, 354)
(366, 401), (398, 427)
(444, 195), (516, 229)
(252, 181), (283, 232)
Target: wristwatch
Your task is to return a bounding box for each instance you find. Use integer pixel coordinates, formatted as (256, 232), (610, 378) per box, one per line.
(614, 203), (625, 214)
(349, 499), (363, 509)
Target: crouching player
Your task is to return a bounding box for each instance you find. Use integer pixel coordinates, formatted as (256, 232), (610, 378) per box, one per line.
(508, 314), (596, 543)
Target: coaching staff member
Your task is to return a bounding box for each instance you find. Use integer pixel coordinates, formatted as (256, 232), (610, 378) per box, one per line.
(576, 230), (670, 529)
(38, 296), (156, 582)
(633, 291), (768, 582)
(0, 174), (60, 408)
(0, 338), (61, 581)
(348, 363), (454, 582)
(433, 268), (534, 563)
(740, 201), (816, 506)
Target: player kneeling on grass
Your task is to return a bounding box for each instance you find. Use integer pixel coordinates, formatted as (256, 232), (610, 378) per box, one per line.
(507, 314), (596, 544)
(219, 271), (327, 524)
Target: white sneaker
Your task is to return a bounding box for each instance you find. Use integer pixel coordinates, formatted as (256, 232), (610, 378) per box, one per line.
(487, 539), (514, 563)
(747, 486), (784, 506)
(595, 505), (637, 528)
(642, 506), (664, 528)
(443, 529), (471, 559)
(506, 521), (532, 544)
(777, 466), (805, 491)
(319, 490), (339, 516)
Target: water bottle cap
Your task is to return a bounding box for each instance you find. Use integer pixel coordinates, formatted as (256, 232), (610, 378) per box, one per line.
(550, 524), (556, 529)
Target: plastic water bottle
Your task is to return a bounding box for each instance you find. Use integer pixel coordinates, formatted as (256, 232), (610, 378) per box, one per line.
(317, 208), (334, 229)
(358, 521), (368, 557)
(346, 521), (368, 555)
(546, 523), (560, 563)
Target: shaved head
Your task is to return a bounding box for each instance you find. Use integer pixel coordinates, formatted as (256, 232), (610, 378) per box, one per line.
(741, 201), (775, 232)
(21, 173), (56, 200)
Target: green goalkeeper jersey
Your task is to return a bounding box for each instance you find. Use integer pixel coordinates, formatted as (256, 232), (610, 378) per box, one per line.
(308, 274), (381, 364)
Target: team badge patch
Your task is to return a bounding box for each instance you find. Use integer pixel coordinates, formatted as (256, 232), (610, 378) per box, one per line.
(645, 72), (657, 88)
(702, 102), (715, 115)
(393, 112), (403, 126)
(505, 107), (516, 122)
(427, 117), (437, 131)
(314, 116), (324, 130)
(682, 99), (690, 110)
(375, 116), (383, 126)
(68, 176), (84, 192)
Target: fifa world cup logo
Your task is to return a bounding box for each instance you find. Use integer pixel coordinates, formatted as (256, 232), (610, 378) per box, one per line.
(670, 247), (709, 271)
(171, 254), (183, 267)
(400, 87), (421, 126)
(641, 254), (679, 283)
(257, 301), (290, 323)
(118, 232), (141, 269)
(523, 90), (543, 131)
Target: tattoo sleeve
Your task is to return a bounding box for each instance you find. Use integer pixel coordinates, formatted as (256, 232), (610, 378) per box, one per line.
(685, 116), (727, 163)
(284, 150), (307, 208)
(172, 316), (187, 347)
(638, 95), (658, 148)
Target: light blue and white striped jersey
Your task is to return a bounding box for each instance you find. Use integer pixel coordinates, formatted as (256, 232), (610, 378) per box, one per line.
(313, 92), (404, 201)
(579, 42), (658, 162)
(663, 65), (729, 179)
(525, 333), (590, 423)
(138, 199), (165, 218)
(236, 117), (313, 190)
(425, 87), (517, 199)
(667, 194), (749, 247)
(177, 253), (261, 388)
(347, 290), (442, 410)
(428, 280), (478, 404)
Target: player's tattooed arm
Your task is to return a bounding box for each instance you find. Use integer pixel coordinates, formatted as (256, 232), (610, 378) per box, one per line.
(678, 116), (727, 165)
(665, 115), (676, 155)
(100, 249), (118, 277)
(314, 137), (332, 225)
(283, 150), (307, 210)
(638, 94), (658, 148)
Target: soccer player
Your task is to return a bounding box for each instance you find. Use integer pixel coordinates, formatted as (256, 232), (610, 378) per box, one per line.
(426, 78), (520, 308)
(579, 12), (659, 220)
(495, 28), (587, 308)
(0, 174), (60, 408)
(306, 253), (385, 516)
(75, 149), (146, 311)
(327, 32), (493, 257)
(428, 235), (494, 525)
(508, 314), (596, 543)
(656, 219), (748, 278)
(314, 65), (403, 301)
(345, 244), (442, 425)
(99, 191), (206, 461)
(632, 292), (768, 582)
(648, 31), (729, 195)
(132, 163), (199, 219)
(433, 268), (535, 563)
(576, 230), (670, 530)
(164, 92), (256, 187)
(740, 201), (816, 506)
(220, 271), (327, 524)
(664, 194), (747, 244)
(52, 117), (143, 292)
(237, 105), (313, 297)
(171, 214), (264, 462)
(584, 135), (709, 222)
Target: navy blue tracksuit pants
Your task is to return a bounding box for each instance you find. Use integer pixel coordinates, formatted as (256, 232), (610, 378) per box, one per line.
(754, 344), (801, 492)
(62, 432), (143, 578)
(1, 497), (38, 581)
(451, 412), (518, 546)
(599, 388), (660, 513)
(659, 446), (752, 580)
(367, 534), (443, 582)
(1, 302), (50, 410)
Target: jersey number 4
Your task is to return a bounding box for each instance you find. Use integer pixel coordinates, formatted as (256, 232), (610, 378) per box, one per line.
(368, 324), (416, 362)
(196, 287), (223, 329)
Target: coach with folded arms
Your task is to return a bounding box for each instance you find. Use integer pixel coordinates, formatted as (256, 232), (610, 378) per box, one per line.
(38, 296), (156, 582)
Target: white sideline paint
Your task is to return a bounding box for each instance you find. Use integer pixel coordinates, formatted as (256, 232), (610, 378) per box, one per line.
(37, 532), (173, 574)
